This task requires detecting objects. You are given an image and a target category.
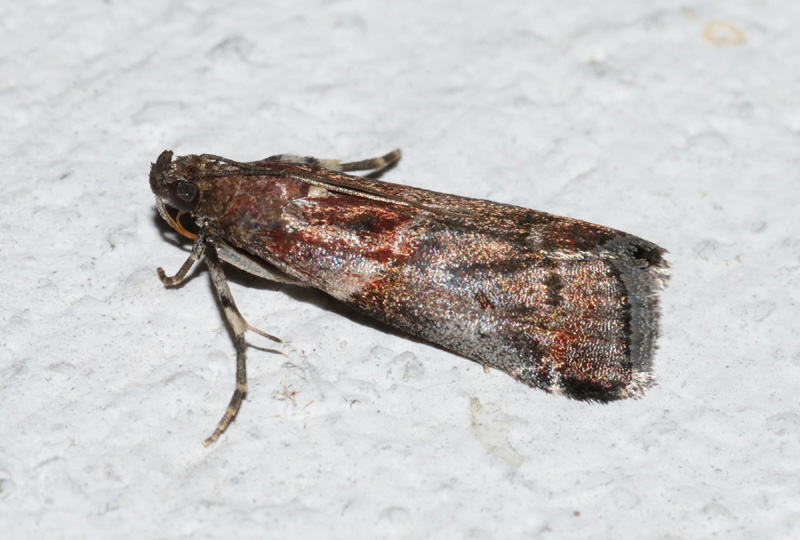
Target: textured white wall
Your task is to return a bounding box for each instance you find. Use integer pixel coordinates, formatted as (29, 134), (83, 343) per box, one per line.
(1, 1), (798, 538)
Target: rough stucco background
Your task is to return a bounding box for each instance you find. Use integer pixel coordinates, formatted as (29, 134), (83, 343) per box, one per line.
(1, 1), (798, 538)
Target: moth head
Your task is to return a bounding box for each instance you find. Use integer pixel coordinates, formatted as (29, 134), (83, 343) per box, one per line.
(149, 150), (202, 213)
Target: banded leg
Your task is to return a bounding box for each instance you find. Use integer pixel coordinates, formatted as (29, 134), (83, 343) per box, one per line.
(216, 238), (306, 286)
(339, 149), (402, 172)
(157, 225), (281, 445)
(199, 149), (402, 174)
(202, 237), (281, 446)
(157, 226), (208, 287)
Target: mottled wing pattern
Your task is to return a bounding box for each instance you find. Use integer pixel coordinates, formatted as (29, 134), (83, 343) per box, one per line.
(217, 161), (668, 401)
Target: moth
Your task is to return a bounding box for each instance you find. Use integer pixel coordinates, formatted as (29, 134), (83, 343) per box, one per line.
(149, 149), (669, 445)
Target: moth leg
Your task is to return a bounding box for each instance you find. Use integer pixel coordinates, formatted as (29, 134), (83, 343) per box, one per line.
(249, 154), (346, 172)
(271, 149), (402, 173)
(216, 239), (307, 286)
(339, 149), (402, 172)
(202, 237), (281, 446)
(157, 227), (208, 287)
(204, 150), (402, 174)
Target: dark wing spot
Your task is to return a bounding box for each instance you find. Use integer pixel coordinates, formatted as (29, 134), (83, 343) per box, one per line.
(474, 290), (495, 310)
(544, 272), (563, 307)
(350, 212), (381, 233)
(631, 243), (665, 268)
(559, 376), (624, 402)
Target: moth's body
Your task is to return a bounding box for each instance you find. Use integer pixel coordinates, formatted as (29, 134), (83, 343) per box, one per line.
(150, 149), (669, 444)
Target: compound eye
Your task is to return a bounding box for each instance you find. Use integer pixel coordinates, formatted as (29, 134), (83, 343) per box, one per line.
(169, 180), (199, 211)
(176, 181), (197, 202)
